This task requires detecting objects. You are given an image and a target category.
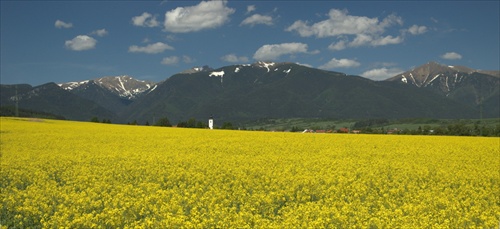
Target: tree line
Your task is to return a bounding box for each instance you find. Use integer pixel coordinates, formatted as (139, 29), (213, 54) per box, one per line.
(96, 116), (234, 130)
(88, 116), (500, 136)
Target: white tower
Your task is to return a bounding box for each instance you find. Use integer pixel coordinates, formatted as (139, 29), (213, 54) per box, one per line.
(208, 116), (214, 129)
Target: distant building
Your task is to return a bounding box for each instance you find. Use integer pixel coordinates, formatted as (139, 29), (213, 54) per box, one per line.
(338, 127), (349, 133)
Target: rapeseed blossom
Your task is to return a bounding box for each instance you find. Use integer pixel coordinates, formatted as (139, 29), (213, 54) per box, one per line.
(1, 117), (499, 227)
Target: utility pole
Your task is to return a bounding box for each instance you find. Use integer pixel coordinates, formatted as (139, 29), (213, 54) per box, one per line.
(15, 85), (19, 117)
(479, 96), (483, 136)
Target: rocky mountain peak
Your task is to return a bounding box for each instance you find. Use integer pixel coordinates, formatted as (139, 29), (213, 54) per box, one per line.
(59, 75), (155, 100)
(388, 62), (463, 88)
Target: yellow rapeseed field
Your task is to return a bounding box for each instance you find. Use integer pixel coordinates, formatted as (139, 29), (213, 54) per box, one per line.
(1, 117), (499, 228)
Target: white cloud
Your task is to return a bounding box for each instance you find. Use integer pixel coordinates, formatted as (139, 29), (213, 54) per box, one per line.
(309, 49), (321, 55)
(164, 1), (235, 33)
(91, 29), (108, 37)
(161, 56), (179, 65)
(370, 35), (403, 46)
(361, 67), (404, 81)
(407, 25), (428, 35)
(328, 34), (403, 51)
(246, 5), (256, 14)
(161, 55), (194, 65)
(441, 52), (462, 60)
(374, 62), (398, 67)
(221, 54), (249, 63)
(295, 62), (313, 68)
(128, 42), (174, 54)
(132, 12), (159, 27)
(287, 8), (405, 50)
(55, 20), (73, 29)
(328, 40), (348, 51)
(253, 42), (313, 61)
(165, 34), (177, 41)
(182, 55), (195, 63)
(240, 14), (274, 27)
(349, 34), (374, 47)
(319, 58), (360, 69)
(286, 9), (402, 38)
(65, 35), (97, 51)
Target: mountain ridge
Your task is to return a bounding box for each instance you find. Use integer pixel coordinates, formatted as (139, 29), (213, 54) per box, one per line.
(122, 62), (483, 124)
(387, 61), (498, 88)
(386, 62), (499, 117)
(0, 83), (118, 121)
(1, 61), (498, 123)
(58, 75), (155, 100)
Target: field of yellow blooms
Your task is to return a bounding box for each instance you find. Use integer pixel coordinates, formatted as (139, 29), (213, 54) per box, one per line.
(1, 117), (499, 228)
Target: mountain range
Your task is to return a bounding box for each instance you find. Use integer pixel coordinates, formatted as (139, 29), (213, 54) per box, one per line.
(1, 61), (498, 124)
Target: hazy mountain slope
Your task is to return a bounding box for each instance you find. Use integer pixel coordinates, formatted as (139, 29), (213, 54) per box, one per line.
(1, 83), (118, 121)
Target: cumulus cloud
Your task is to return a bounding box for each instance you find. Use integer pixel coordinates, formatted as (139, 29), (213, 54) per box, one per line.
(164, 1), (235, 33)
(221, 54), (249, 63)
(253, 42), (315, 61)
(161, 56), (179, 65)
(91, 29), (108, 37)
(132, 12), (159, 27)
(328, 40), (348, 51)
(240, 14), (274, 27)
(55, 20), (73, 29)
(287, 8), (406, 50)
(407, 25), (428, 35)
(319, 58), (360, 69)
(441, 52), (462, 60)
(286, 9), (402, 38)
(161, 55), (194, 65)
(361, 67), (404, 81)
(246, 5), (256, 14)
(370, 35), (403, 46)
(328, 34), (403, 51)
(128, 42), (174, 54)
(65, 35), (97, 51)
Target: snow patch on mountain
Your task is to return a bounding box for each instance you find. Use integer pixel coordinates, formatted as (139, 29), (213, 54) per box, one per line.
(58, 80), (89, 90)
(209, 70), (225, 83)
(59, 75), (154, 100)
(256, 61), (276, 72)
(232, 62), (293, 74)
(146, 85), (158, 94)
(95, 75), (153, 99)
(388, 62), (500, 99)
(409, 73), (418, 87)
(401, 75), (408, 83)
(428, 74), (441, 85)
(117, 76), (127, 94)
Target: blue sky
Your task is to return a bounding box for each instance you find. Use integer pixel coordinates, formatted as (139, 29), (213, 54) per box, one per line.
(1, 1), (499, 86)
